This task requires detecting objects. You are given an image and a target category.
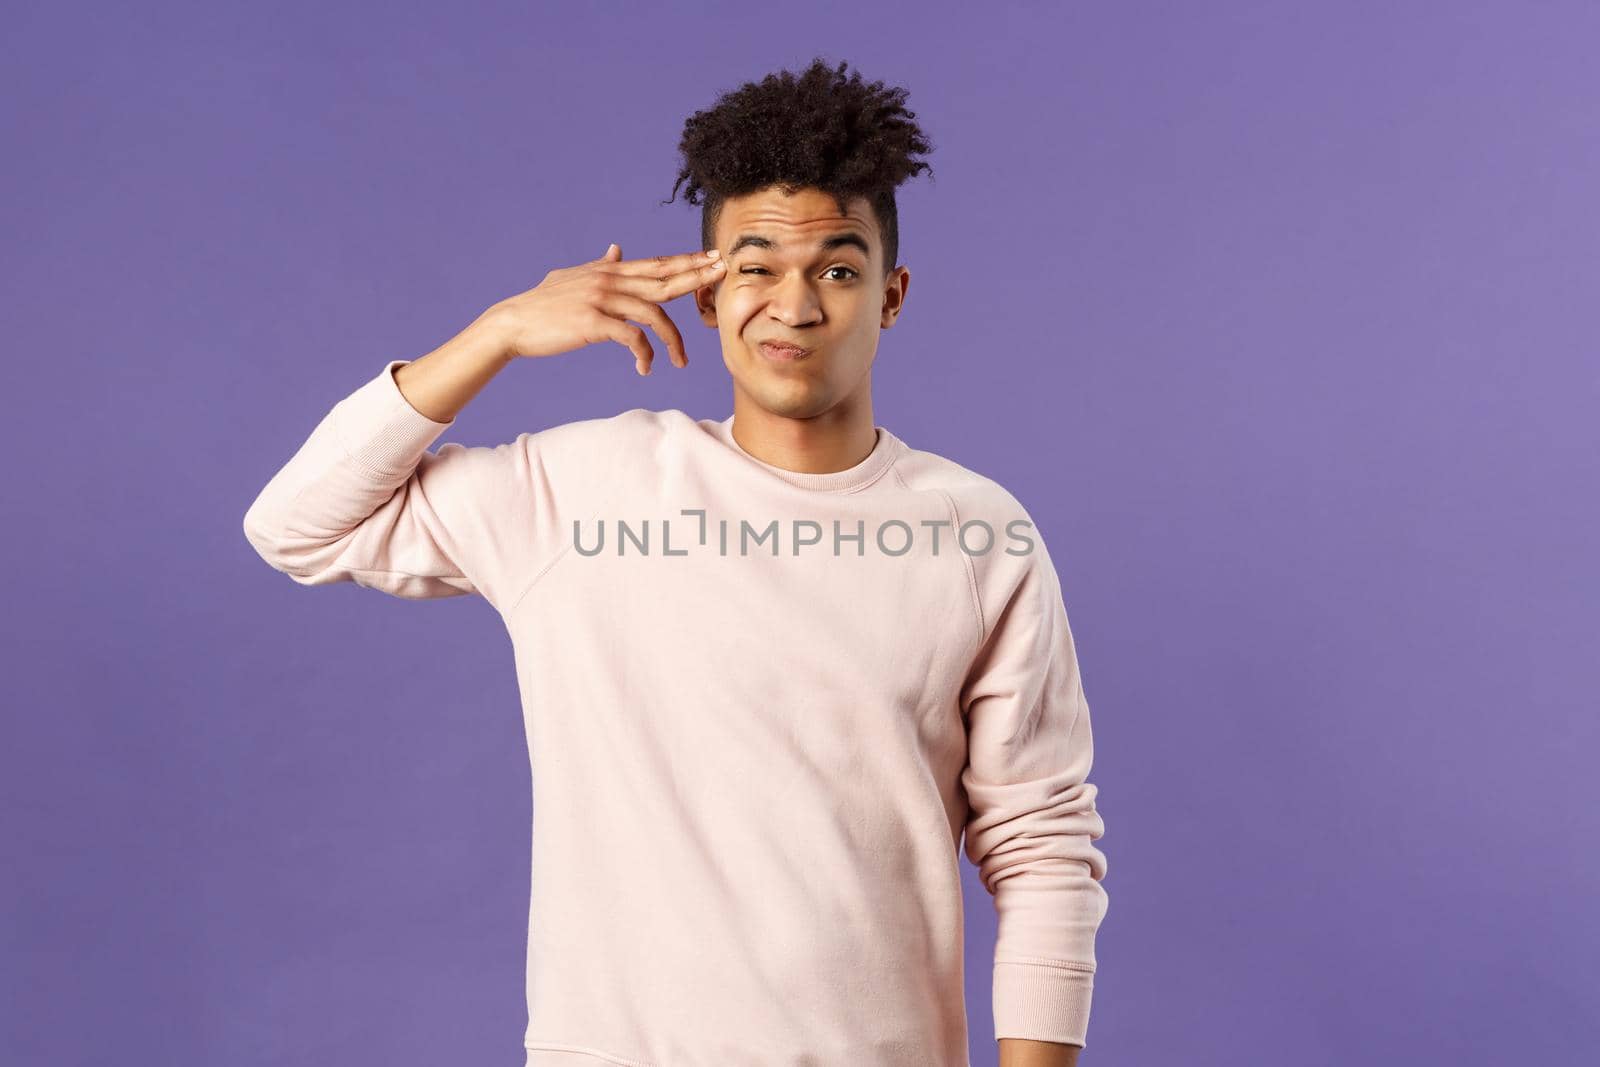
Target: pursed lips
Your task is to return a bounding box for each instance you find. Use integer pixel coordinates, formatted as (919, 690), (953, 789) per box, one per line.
(757, 341), (812, 361)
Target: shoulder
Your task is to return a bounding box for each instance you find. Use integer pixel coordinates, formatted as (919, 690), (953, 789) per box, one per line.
(894, 440), (1068, 634)
(510, 406), (699, 486)
(893, 440), (1039, 542)
(515, 405), (686, 456)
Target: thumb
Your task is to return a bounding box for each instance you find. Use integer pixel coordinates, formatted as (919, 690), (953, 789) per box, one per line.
(603, 242), (620, 260)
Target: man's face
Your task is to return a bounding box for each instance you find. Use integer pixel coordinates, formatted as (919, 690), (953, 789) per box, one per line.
(694, 184), (910, 421)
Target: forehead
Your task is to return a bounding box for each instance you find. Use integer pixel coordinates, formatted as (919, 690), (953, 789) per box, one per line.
(715, 186), (877, 248)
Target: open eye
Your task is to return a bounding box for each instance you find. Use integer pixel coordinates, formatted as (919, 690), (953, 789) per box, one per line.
(739, 265), (860, 280)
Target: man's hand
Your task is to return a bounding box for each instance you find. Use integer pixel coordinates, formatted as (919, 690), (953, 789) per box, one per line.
(998, 1037), (1081, 1067)
(387, 243), (728, 427)
(484, 242), (727, 375)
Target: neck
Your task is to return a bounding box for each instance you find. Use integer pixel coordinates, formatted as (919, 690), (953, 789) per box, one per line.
(728, 388), (879, 475)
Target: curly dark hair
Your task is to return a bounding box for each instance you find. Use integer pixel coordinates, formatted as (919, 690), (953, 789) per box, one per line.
(661, 57), (935, 278)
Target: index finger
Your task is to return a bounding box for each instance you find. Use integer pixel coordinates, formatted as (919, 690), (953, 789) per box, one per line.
(609, 248), (722, 276)
(611, 254), (729, 304)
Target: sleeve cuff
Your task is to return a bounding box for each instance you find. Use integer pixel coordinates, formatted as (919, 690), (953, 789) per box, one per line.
(330, 359), (456, 476)
(992, 959), (1095, 1048)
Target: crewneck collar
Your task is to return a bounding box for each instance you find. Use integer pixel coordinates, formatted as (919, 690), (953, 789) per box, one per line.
(711, 414), (903, 493)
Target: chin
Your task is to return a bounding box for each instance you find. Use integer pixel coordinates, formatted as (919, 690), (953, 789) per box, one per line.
(748, 381), (831, 420)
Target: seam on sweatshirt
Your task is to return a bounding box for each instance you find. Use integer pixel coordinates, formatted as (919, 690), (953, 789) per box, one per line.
(331, 390), (423, 481)
(273, 560), (467, 582)
(523, 1040), (654, 1066)
(502, 536), (580, 620)
(345, 565), (465, 581)
(994, 954), (1097, 974)
(921, 481), (985, 652)
(836, 437), (906, 494)
(500, 446), (631, 622)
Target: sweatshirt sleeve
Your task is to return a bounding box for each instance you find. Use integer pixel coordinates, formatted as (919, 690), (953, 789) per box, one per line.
(242, 359), (554, 614)
(959, 520), (1109, 1049)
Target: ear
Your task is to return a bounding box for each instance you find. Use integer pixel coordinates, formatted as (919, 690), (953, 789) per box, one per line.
(694, 282), (720, 327)
(880, 265), (911, 328)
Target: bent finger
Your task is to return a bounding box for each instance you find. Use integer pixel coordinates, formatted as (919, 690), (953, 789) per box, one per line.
(592, 313), (654, 375)
(601, 293), (689, 368)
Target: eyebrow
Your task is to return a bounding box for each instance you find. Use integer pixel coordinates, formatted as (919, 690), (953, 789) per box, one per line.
(727, 232), (871, 259)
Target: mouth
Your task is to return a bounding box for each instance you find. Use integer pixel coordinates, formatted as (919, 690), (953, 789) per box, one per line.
(757, 341), (813, 362)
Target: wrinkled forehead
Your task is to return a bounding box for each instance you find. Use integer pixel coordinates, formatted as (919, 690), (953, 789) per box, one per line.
(715, 189), (877, 249)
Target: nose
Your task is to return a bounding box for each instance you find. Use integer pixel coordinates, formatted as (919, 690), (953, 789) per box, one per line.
(764, 272), (823, 328)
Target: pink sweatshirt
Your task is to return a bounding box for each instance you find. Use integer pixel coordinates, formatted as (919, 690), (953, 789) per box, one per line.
(243, 360), (1109, 1065)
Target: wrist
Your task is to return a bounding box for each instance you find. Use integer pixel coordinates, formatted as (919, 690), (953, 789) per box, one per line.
(468, 305), (520, 367)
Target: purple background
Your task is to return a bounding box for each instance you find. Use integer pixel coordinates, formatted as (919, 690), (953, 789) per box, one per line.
(4, 2), (1595, 1065)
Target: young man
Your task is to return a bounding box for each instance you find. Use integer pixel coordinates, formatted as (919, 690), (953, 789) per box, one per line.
(244, 58), (1108, 1067)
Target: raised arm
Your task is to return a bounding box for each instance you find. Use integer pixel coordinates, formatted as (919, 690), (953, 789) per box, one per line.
(240, 317), (536, 609)
(242, 244), (728, 614)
